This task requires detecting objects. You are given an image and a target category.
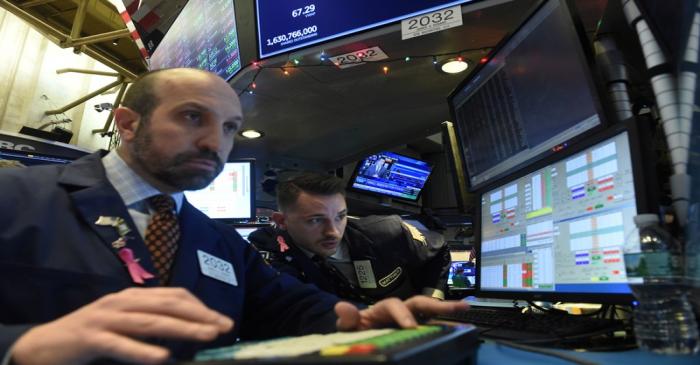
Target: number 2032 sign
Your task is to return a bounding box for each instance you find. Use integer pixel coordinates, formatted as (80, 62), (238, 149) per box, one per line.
(401, 5), (463, 40)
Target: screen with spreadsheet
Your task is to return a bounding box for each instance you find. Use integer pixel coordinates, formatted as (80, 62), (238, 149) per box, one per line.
(477, 129), (641, 303)
(184, 160), (255, 221)
(448, 0), (606, 191)
(149, 0), (242, 80)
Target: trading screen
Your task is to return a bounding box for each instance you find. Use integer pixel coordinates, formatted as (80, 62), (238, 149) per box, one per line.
(479, 131), (639, 294)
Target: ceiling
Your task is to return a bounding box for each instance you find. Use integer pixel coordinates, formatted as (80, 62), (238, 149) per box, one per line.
(1, 0), (607, 170)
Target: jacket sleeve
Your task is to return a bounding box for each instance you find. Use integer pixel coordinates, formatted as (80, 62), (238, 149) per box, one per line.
(0, 325), (33, 365)
(396, 217), (451, 299)
(238, 240), (339, 339)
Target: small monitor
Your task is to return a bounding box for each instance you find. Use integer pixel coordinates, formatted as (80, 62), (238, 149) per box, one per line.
(476, 125), (646, 304)
(184, 160), (255, 222)
(0, 149), (72, 166)
(349, 151), (433, 202)
(149, 0), (242, 81)
(234, 227), (259, 242)
(448, 249), (476, 292)
(448, 0), (606, 191)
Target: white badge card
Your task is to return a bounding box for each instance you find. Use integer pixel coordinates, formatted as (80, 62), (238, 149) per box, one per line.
(353, 260), (378, 289)
(197, 250), (238, 286)
(401, 5), (463, 40)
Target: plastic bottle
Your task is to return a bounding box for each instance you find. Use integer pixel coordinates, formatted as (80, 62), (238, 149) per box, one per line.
(623, 214), (699, 354)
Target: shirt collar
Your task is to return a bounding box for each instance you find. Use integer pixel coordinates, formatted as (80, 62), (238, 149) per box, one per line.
(102, 150), (183, 213)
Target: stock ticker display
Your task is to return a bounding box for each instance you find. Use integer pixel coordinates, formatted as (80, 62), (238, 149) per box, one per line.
(149, 0), (241, 80)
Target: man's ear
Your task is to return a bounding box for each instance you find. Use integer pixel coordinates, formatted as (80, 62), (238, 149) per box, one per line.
(271, 211), (287, 230)
(113, 107), (141, 142)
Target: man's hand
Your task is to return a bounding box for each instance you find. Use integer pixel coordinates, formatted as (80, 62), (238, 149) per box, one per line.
(11, 288), (233, 365)
(335, 296), (469, 331)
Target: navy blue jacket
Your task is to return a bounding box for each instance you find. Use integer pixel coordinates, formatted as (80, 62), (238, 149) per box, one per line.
(0, 153), (338, 361)
(250, 215), (449, 304)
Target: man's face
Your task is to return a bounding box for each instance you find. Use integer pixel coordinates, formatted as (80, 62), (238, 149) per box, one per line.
(279, 192), (348, 258)
(125, 70), (243, 191)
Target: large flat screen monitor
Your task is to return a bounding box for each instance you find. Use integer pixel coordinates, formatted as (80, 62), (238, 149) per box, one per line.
(448, 0), (607, 191)
(476, 124), (648, 304)
(349, 151), (433, 202)
(184, 160), (255, 222)
(149, 0), (242, 81)
(0, 149), (73, 166)
(255, 0), (475, 58)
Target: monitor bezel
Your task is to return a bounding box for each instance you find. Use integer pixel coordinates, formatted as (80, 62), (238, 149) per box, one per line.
(447, 0), (613, 193)
(185, 158), (256, 223)
(347, 151), (434, 203)
(474, 120), (653, 304)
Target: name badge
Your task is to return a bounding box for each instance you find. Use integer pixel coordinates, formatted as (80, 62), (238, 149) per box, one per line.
(197, 250), (237, 286)
(353, 260), (377, 289)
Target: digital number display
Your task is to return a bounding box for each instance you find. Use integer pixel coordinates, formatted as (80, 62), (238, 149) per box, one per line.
(149, 0), (242, 81)
(255, 0), (473, 58)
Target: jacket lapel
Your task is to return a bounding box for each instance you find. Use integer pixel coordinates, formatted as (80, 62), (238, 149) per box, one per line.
(58, 153), (158, 286)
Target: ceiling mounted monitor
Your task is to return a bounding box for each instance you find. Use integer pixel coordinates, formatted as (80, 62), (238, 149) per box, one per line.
(255, 0), (475, 59)
(149, 0), (242, 81)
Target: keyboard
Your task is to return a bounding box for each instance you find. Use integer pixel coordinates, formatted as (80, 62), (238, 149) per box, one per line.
(180, 325), (479, 365)
(437, 307), (624, 340)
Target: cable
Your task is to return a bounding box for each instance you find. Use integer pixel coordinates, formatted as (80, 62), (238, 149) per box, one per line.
(493, 339), (601, 365)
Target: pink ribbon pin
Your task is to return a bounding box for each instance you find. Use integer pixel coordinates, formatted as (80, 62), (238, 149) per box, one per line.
(277, 235), (290, 253)
(118, 248), (155, 284)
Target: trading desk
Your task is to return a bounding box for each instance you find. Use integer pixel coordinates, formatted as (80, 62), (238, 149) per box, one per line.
(479, 342), (700, 365)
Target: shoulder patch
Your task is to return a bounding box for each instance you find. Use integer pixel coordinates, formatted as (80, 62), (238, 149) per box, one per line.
(378, 266), (403, 287)
(402, 222), (427, 246)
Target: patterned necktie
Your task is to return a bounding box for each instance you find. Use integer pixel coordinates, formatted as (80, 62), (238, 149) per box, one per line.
(144, 194), (180, 285)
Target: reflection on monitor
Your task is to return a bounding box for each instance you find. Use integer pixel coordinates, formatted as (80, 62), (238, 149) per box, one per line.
(448, 250), (476, 291)
(448, 0), (605, 191)
(0, 149), (72, 166)
(184, 160), (255, 221)
(149, 0), (242, 80)
(478, 130), (640, 303)
(349, 151), (433, 202)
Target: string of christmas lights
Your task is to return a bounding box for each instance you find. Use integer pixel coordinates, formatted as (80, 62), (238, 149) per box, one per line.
(236, 46), (493, 96)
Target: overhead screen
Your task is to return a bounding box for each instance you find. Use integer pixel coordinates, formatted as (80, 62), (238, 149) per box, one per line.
(255, 0), (474, 58)
(149, 0), (242, 80)
(349, 151), (433, 202)
(184, 160), (255, 221)
(478, 128), (642, 303)
(448, 0), (605, 191)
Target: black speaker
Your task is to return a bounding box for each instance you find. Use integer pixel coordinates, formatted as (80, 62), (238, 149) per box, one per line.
(19, 126), (73, 143)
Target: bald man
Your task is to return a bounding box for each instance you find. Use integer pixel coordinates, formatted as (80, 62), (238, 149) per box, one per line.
(0, 68), (468, 365)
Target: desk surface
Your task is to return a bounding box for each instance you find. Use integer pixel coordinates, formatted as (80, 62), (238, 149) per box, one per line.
(478, 342), (700, 365)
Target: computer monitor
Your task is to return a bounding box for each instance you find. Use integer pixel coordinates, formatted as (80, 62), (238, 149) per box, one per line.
(448, 249), (476, 292)
(234, 227), (258, 242)
(0, 149), (73, 166)
(149, 0), (242, 81)
(184, 160), (255, 222)
(447, 0), (607, 191)
(349, 151), (433, 202)
(475, 124), (649, 304)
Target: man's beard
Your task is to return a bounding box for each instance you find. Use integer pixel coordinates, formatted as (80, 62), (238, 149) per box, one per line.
(131, 126), (224, 191)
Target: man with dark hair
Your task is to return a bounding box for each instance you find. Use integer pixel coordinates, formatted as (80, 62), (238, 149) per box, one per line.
(250, 173), (450, 304)
(0, 68), (467, 365)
